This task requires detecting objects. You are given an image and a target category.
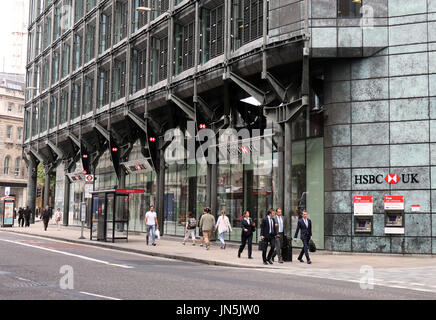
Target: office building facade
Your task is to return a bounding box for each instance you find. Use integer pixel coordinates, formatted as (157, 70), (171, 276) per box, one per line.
(24, 0), (436, 254)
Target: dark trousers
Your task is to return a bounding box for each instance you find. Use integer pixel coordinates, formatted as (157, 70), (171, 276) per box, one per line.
(43, 218), (49, 231)
(298, 237), (310, 261)
(18, 217), (24, 227)
(262, 235), (276, 262)
(239, 233), (253, 257)
(25, 217), (30, 227)
(274, 232), (284, 262)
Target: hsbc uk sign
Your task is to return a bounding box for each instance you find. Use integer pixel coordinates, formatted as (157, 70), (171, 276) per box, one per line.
(354, 174), (419, 185)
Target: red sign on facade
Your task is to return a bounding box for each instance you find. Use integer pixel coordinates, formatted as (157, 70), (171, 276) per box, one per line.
(353, 196), (373, 216)
(384, 195), (404, 210)
(354, 196), (373, 203)
(115, 189), (146, 194)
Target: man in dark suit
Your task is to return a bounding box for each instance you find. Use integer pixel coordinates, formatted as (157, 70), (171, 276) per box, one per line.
(293, 209), (312, 264)
(272, 208), (290, 264)
(238, 210), (256, 259)
(260, 209), (276, 265)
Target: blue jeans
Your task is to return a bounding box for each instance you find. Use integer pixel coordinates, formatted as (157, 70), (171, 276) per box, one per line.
(146, 225), (156, 244)
(218, 232), (226, 247)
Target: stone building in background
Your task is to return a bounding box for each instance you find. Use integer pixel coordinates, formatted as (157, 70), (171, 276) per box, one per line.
(0, 72), (27, 208)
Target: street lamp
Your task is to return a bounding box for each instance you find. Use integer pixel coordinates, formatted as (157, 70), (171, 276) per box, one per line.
(136, 6), (168, 14)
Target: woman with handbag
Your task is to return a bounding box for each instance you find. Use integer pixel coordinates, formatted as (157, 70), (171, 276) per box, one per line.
(54, 208), (62, 230)
(215, 210), (232, 249)
(183, 212), (197, 245)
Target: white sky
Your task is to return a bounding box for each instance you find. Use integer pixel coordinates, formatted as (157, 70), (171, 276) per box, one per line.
(0, 0), (29, 74)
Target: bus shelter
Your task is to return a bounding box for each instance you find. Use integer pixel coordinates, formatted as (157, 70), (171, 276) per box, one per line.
(90, 189), (145, 242)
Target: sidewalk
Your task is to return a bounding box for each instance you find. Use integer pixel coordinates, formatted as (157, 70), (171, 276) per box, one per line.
(2, 221), (435, 271)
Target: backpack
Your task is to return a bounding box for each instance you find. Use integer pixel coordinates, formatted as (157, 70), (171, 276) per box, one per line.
(188, 218), (197, 229)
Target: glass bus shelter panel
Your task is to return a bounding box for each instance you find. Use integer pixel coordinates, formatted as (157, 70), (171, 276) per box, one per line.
(91, 194), (106, 241)
(114, 193), (129, 239)
(106, 193), (115, 241)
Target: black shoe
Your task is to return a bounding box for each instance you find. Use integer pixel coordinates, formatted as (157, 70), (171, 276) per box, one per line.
(267, 260), (273, 265)
(152, 243), (156, 246)
(248, 257), (253, 259)
(298, 258), (304, 263)
(307, 260), (312, 264)
(279, 260), (284, 264)
(238, 252), (241, 258)
(263, 261), (268, 265)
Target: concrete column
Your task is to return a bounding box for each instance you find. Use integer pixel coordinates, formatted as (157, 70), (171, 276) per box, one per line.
(26, 154), (38, 224)
(43, 168), (50, 208)
(119, 167), (126, 189)
(157, 148), (165, 234)
(277, 123), (284, 211)
(210, 163), (217, 215)
(63, 164), (70, 226)
(206, 164), (212, 207)
(284, 121), (292, 228)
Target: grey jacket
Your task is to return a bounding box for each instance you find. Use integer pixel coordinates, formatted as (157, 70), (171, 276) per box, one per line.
(273, 214), (290, 238)
(199, 213), (216, 231)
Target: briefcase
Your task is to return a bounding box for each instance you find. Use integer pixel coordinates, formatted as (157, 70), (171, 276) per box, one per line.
(309, 239), (317, 253)
(258, 239), (266, 251)
(282, 237), (292, 262)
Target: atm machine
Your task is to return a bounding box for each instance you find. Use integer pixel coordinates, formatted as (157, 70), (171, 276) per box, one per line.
(384, 195), (404, 234)
(353, 196), (373, 234)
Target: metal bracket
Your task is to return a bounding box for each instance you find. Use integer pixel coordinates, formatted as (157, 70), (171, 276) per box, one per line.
(47, 141), (65, 160)
(29, 147), (48, 165)
(263, 98), (306, 124)
(126, 110), (147, 134)
(262, 72), (291, 103)
(144, 114), (163, 134)
(167, 93), (196, 120)
(197, 96), (214, 121)
(225, 71), (275, 105)
(94, 122), (110, 142)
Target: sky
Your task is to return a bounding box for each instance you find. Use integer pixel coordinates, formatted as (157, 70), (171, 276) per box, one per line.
(0, 0), (29, 74)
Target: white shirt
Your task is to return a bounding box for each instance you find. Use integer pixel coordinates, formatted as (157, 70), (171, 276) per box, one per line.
(145, 211), (157, 226)
(277, 215), (283, 233)
(268, 216), (273, 233)
(304, 218), (308, 228)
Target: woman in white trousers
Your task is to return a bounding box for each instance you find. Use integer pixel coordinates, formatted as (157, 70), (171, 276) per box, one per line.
(215, 210), (232, 249)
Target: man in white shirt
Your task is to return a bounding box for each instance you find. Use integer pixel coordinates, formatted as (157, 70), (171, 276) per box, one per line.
(145, 205), (159, 246)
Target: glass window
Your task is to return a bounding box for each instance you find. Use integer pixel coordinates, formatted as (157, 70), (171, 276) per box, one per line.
(34, 63), (41, 95)
(83, 75), (94, 114)
(14, 158), (20, 176)
(62, 41), (71, 78)
(40, 100), (48, 132)
(73, 32), (83, 70)
(24, 109), (31, 140)
(113, 58), (126, 101)
(132, 0), (147, 33)
(50, 94), (58, 128)
(231, 0), (264, 50)
(149, 37), (168, 85)
(17, 127), (23, 140)
(60, 88), (68, 124)
(4, 156), (10, 175)
(200, 5), (224, 63)
(28, 30), (34, 63)
(98, 66), (110, 107)
(150, 0), (169, 20)
(32, 105), (39, 136)
(85, 23), (96, 63)
(42, 56), (50, 90)
(43, 13), (52, 49)
(86, 0), (96, 13)
(338, 0), (362, 18)
(54, 5), (61, 40)
(114, 0), (128, 44)
(52, 48), (60, 84)
(131, 46), (146, 93)
(174, 22), (194, 75)
(74, 0), (84, 22)
(6, 126), (12, 139)
(62, 0), (72, 32)
(8, 103), (13, 112)
(100, 10), (112, 53)
(36, 23), (42, 56)
(71, 81), (81, 119)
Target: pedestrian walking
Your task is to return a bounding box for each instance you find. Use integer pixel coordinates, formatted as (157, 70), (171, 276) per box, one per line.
(35, 206), (40, 219)
(260, 209), (276, 265)
(294, 209), (312, 264)
(198, 211), (205, 247)
(18, 207), (24, 227)
(183, 212), (197, 245)
(54, 208), (62, 230)
(215, 210), (232, 249)
(42, 205), (51, 231)
(199, 207), (215, 250)
(272, 208), (289, 264)
(238, 210), (255, 259)
(145, 205), (159, 246)
(24, 206), (32, 227)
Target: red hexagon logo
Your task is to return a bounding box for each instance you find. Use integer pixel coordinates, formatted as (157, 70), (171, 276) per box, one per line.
(384, 174), (400, 184)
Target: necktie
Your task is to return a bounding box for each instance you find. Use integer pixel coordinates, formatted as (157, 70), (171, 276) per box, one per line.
(279, 216), (283, 232)
(304, 219), (308, 227)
